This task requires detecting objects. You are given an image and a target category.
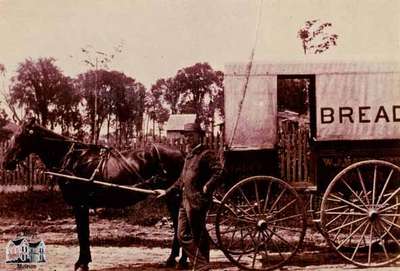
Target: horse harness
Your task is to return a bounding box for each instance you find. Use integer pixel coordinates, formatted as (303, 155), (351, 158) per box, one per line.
(43, 137), (169, 188)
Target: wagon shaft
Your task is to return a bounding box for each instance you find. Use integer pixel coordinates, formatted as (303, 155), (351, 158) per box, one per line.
(44, 171), (157, 195)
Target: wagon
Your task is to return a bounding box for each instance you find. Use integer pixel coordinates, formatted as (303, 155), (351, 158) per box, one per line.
(212, 60), (400, 270)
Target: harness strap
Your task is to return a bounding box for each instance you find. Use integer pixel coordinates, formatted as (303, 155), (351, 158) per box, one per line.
(110, 149), (146, 183)
(152, 144), (167, 175)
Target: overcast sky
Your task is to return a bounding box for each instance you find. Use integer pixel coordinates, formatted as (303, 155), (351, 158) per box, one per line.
(0, 0), (399, 89)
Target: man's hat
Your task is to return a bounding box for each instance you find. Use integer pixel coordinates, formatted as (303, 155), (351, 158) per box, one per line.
(183, 123), (203, 133)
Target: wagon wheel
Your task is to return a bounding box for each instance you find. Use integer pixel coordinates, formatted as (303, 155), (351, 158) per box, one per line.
(215, 176), (307, 271)
(320, 160), (400, 267)
(206, 191), (224, 248)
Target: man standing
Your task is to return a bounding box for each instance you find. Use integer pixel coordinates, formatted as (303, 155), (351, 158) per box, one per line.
(156, 123), (223, 271)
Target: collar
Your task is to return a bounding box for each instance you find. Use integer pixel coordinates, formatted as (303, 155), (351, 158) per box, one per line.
(187, 143), (205, 157)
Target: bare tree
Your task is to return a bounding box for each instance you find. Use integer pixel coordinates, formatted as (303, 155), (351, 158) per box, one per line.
(298, 19), (338, 54)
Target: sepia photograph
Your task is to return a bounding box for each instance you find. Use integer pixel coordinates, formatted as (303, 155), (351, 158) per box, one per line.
(0, 0), (399, 270)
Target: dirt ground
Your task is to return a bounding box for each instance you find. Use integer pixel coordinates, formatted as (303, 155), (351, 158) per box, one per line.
(1, 191), (400, 271)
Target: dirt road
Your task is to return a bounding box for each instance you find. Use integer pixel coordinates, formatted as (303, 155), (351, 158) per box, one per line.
(1, 217), (400, 271)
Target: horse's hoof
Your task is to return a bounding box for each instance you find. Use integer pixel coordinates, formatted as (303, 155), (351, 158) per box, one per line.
(165, 258), (177, 267)
(176, 260), (190, 270)
(74, 264), (89, 271)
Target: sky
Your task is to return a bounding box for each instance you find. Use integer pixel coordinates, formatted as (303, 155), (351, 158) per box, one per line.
(0, 0), (399, 91)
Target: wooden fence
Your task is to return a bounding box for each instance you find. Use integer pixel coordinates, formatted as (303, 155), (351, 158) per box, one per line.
(277, 119), (311, 184)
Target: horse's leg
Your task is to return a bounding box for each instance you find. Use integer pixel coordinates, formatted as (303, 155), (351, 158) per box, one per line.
(165, 193), (188, 268)
(74, 205), (91, 271)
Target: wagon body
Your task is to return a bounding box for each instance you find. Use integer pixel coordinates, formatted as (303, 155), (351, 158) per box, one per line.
(223, 61), (400, 190)
(215, 60), (400, 270)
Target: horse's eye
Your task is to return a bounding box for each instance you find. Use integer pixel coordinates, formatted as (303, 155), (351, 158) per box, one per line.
(29, 130), (34, 135)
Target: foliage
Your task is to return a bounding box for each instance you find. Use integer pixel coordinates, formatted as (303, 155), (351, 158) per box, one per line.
(298, 20), (338, 54)
(9, 58), (81, 132)
(75, 69), (145, 143)
(149, 63), (224, 132)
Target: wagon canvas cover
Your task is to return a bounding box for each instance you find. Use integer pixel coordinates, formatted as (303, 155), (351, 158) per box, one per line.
(224, 61), (400, 150)
(224, 64), (277, 150)
(315, 62), (400, 141)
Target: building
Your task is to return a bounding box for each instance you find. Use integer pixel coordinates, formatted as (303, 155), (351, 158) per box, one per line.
(6, 237), (46, 263)
(165, 114), (197, 140)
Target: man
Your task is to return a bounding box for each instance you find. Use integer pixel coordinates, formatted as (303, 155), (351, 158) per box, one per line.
(155, 122), (223, 271)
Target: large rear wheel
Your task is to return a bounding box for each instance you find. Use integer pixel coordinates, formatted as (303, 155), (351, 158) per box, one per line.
(320, 160), (400, 267)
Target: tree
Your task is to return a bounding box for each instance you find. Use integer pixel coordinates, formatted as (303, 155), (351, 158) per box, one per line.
(145, 85), (170, 137)
(151, 63), (224, 132)
(53, 78), (83, 136)
(76, 69), (145, 144)
(175, 63), (224, 130)
(151, 78), (181, 114)
(9, 58), (77, 128)
(77, 42), (124, 144)
(298, 20), (338, 54)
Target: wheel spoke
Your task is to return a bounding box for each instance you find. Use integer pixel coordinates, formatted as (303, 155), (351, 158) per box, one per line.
(381, 187), (400, 207)
(227, 228), (254, 250)
(341, 178), (369, 209)
(260, 231), (270, 262)
(328, 193), (367, 213)
(350, 223), (370, 260)
(265, 227), (296, 250)
(328, 216), (367, 234)
(379, 201), (400, 213)
(228, 226), (238, 248)
(368, 223), (373, 265)
(263, 181), (272, 213)
(380, 217), (400, 231)
(268, 213), (303, 224)
(272, 198), (297, 217)
(238, 188), (258, 217)
(251, 232), (261, 268)
(379, 213), (400, 217)
(324, 204), (350, 213)
(326, 207), (351, 227)
(376, 169), (394, 205)
(267, 230), (286, 260)
(378, 220), (400, 247)
(254, 181), (261, 214)
(357, 168), (370, 205)
(372, 165), (377, 205)
(336, 219), (368, 249)
(268, 187), (287, 215)
(333, 211), (351, 243)
(325, 211), (365, 216)
(372, 223), (389, 260)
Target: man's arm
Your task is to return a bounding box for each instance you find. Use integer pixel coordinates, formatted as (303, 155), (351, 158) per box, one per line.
(203, 151), (224, 194)
(155, 177), (182, 198)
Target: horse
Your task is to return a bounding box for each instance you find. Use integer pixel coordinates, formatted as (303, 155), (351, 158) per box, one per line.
(3, 118), (188, 271)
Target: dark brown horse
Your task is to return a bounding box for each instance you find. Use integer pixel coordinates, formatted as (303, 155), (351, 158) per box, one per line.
(3, 118), (188, 271)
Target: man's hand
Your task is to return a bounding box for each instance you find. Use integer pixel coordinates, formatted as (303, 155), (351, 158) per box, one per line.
(202, 185), (208, 194)
(154, 189), (167, 198)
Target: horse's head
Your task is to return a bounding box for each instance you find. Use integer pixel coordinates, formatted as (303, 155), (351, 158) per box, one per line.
(3, 118), (39, 170)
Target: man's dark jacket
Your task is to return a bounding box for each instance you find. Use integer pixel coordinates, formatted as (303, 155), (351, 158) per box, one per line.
(165, 144), (223, 208)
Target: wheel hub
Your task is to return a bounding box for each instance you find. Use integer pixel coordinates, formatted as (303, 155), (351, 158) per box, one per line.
(368, 209), (379, 221)
(257, 219), (268, 230)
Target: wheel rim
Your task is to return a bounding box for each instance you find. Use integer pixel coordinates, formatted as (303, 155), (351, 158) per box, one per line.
(321, 160), (400, 267)
(206, 199), (222, 248)
(216, 176), (307, 271)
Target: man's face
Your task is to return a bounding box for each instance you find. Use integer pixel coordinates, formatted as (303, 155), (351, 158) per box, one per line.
(184, 131), (201, 149)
